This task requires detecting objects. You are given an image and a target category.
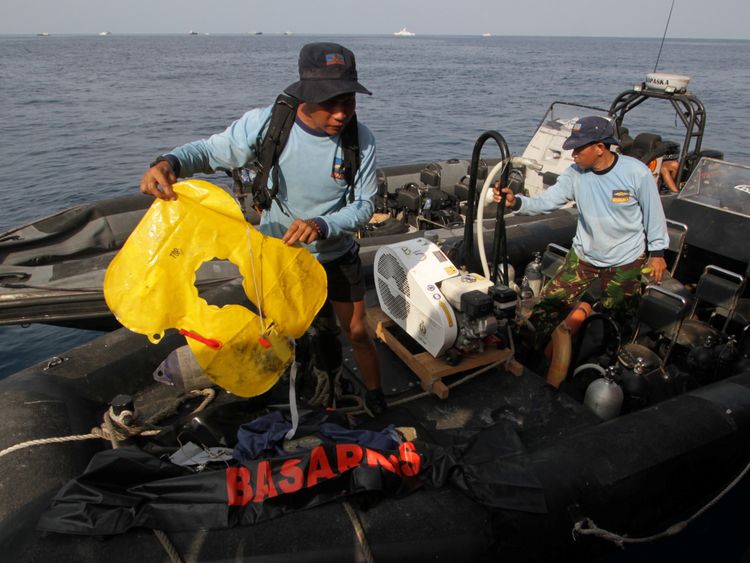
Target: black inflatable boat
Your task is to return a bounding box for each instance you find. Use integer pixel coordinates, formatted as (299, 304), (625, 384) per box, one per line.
(1, 77), (749, 563)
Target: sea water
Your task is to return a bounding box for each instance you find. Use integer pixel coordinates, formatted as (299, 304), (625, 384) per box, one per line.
(2, 34), (749, 378)
(0, 32), (749, 561)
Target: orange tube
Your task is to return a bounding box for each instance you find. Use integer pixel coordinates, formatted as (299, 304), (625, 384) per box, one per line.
(544, 301), (593, 358)
(546, 326), (572, 389)
(544, 301), (593, 388)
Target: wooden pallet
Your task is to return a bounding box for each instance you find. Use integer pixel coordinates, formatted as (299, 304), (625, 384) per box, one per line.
(366, 307), (517, 399)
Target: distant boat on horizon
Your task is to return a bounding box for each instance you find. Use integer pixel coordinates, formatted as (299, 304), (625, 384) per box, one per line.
(189, 30), (198, 35)
(393, 27), (415, 37)
(98, 31), (111, 36)
(36, 32), (50, 37)
(482, 32), (492, 37)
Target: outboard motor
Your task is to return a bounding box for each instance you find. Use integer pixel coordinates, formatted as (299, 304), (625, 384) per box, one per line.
(393, 182), (460, 230)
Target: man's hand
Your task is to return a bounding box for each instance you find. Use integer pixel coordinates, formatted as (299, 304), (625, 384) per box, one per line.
(282, 219), (319, 245)
(646, 256), (668, 284)
(140, 161), (177, 200)
(492, 181), (516, 208)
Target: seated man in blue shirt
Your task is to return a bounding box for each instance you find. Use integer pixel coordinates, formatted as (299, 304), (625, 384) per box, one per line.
(140, 43), (386, 414)
(494, 116), (669, 344)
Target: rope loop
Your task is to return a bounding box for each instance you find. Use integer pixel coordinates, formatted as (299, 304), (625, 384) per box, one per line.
(0, 386), (218, 457)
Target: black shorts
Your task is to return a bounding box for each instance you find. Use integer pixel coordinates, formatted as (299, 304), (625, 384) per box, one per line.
(322, 243), (365, 303)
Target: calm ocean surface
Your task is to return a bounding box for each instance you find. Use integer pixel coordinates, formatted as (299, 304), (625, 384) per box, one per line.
(2, 34), (749, 377)
(1, 33), (749, 561)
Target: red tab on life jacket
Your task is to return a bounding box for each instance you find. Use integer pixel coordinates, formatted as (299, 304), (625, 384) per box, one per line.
(179, 329), (223, 349)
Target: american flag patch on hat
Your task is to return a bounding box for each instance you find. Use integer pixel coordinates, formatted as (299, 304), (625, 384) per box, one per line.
(325, 53), (345, 65)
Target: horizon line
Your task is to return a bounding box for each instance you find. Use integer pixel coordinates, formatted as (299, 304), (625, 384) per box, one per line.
(2, 31), (748, 41)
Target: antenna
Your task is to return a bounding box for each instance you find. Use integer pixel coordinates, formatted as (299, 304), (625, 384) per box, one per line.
(654, 0), (676, 72)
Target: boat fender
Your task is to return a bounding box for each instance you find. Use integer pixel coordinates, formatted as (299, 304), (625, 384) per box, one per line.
(545, 302), (593, 388)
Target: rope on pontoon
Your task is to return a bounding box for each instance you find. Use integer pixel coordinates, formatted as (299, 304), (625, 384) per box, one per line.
(143, 388), (216, 426)
(0, 388), (216, 458)
(0, 387), (200, 562)
(0, 409), (152, 458)
(0, 431), (105, 457)
(153, 529), (185, 563)
(343, 501), (375, 563)
(573, 455), (750, 547)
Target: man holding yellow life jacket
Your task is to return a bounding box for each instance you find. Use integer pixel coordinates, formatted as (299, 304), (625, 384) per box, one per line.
(140, 43), (386, 415)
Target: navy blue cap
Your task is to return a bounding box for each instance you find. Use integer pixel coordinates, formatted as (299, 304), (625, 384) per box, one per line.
(563, 116), (619, 150)
(284, 43), (372, 104)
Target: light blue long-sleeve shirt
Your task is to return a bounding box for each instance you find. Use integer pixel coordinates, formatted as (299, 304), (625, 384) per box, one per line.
(169, 104), (377, 263)
(516, 155), (668, 267)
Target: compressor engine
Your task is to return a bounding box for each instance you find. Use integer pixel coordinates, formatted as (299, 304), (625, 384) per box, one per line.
(373, 237), (515, 359)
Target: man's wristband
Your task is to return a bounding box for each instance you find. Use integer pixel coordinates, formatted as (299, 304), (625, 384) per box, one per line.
(649, 250), (665, 258)
(150, 154), (181, 177)
(306, 217), (329, 239)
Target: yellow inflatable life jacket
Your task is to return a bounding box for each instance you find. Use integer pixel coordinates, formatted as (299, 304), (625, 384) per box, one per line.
(104, 179), (327, 397)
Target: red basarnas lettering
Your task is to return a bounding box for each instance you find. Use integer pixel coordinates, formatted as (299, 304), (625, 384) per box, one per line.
(226, 467), (253, 506)
(307, 446), (336, 487)
(336, 443), (363, 472)
(226, 441), (422, 505)
(365, 448), (400, 475)
(253, 461), (279, 501)
(399, 441), (421, 476)
(278, 458), (304, 494)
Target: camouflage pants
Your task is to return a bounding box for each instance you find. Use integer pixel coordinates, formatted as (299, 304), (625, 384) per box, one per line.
(529, 248), (645, 347)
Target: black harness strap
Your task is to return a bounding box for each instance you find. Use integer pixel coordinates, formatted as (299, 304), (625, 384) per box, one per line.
(340, 114), (360, 204)
(246, 93), (361, 213)
(250, 94), (299, 213)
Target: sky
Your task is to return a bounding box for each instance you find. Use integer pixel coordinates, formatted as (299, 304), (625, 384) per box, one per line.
(2, 0), (748, 39)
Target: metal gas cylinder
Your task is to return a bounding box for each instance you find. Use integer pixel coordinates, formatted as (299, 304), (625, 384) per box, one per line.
(584, 367), (623, 420)
(153, 345), (213, 392)
(524, 252), (543, 297)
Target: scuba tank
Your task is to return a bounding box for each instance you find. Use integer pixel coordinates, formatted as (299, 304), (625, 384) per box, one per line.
(584, 365), (623, 420)
(153, 345), (213, 393)
(524, 252), (543, 297)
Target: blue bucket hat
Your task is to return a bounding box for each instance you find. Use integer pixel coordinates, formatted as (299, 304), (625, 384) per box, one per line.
(563, 116), (619, 150)
(284, 42), (372, 104)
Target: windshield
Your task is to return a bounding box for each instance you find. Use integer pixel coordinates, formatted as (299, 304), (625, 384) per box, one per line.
(678, 158), (750, 218)
(537, 102), (611, 134)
